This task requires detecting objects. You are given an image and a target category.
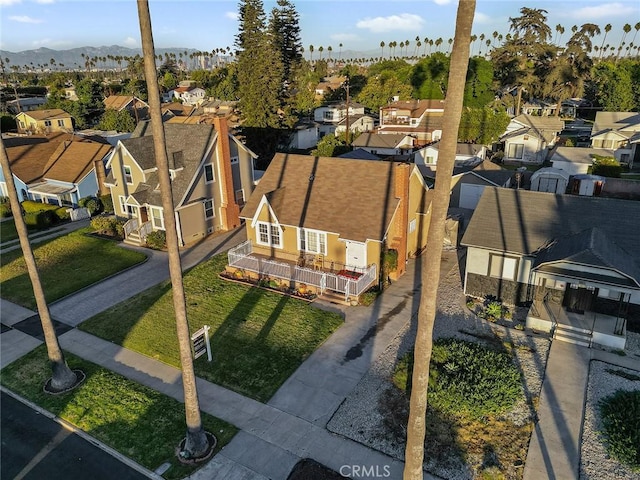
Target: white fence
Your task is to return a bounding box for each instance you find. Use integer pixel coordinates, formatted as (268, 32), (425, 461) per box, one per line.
(227, 240), (377, 301)
(67, 207), (91, 221)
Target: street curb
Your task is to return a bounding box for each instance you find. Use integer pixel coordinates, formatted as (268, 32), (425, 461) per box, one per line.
(1, 386), (163, 480)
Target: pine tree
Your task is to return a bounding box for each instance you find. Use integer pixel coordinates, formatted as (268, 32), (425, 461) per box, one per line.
(236, 0), (283, 129)
(268, 0), (302, 83)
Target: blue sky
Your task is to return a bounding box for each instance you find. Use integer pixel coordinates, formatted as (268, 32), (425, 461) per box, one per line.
(0, 0), (638, 54)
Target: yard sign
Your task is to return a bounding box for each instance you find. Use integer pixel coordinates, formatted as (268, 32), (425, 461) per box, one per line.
(191, 325), (212, 361)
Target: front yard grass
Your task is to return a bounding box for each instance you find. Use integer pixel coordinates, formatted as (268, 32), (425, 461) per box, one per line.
(0, 227), (147, 309)
(80, 253), (344, 402)
(0, 346), (237, 480)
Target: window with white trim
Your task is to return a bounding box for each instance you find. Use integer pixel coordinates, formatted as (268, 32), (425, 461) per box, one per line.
(123, 165), (133, 184)
(204, 164), (215, 183)
(119, 195), (126, 214)
(204, 199), (214, 219)
(409, 219), (416, 233)
(150, 207), (164, 230)
(44, 120), (52, 127)
(507, 143), (524, 159)
(489, 254), (518, 281)
(298, 228), (327, 255)
(57, 119), (65, 127)
(256, 222), (282, 248)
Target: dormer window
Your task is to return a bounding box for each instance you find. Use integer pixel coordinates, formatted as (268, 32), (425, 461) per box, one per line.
(123, 165), (133, 184)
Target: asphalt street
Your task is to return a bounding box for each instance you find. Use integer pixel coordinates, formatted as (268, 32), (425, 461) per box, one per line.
(1, 391), (151, 480)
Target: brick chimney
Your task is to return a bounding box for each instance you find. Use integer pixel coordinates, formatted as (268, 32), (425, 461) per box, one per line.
(213, 117), (240, 230)
(390, 163), (411, 279)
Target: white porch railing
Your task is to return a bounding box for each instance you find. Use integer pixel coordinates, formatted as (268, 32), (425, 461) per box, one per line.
(123, 218), (139, 237)
(227, 241), (377, 301)
(123, 218), (153, 244)
(139, 221), (152, 243)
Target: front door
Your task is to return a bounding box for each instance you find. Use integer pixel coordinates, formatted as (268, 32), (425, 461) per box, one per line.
(563, 284), (597, 314)
(345, 241), (367, 269)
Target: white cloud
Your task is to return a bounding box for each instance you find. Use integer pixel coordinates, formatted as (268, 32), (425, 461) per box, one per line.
(330, 33), (359, 42)
(225, 11), (238, 20)
(123, 36), (138, 47)
(356, 13), (425, 33)
(31, 38), (71, 47)
(35, 0), (55, 4)
(0, 0), (22, 5)
(432, 0), (453, 4)
(568, 3), (637, 19)
(9, 15), (43, 23)
(474, 12), (491, 24)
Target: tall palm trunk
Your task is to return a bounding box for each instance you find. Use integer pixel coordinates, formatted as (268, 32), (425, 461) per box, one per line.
(0, 139), (77, 392)
(136, 0), (209, 458)
(402, 1), (475, 479)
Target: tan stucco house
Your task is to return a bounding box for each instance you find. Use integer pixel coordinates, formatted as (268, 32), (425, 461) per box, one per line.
(227, 154), (432, 303)
(104, 118), (257, 246)
(16, 109), (74, 134)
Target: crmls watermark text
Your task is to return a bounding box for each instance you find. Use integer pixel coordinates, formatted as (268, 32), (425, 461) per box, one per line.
(339, 465), (391, 478)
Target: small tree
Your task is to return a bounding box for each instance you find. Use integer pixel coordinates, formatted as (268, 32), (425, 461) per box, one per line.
(311, 135), (349, 157)
(98, 109), (136, 132)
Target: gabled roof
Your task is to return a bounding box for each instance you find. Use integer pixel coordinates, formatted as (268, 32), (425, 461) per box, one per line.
(338, 148), (381, 160)
(18, 109), (72, 121)
(421, 142), (486, 156)
(381, 99), (445, 116)
(534, 227), (640, 287)
(591, 112), (640, 137)
(42, 141), (112, 184)
(104, 95), (140, 111)
(118, 123), (216, 206)
(4, 133), (88, 184)
(512, 114), (564, 132)
(240, 154), (417, 243)
(351, 133), (413, 149)
(461, 188), (640, 264)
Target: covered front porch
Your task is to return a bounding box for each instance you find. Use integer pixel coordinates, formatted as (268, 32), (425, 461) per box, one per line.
(526, 268), (634, 349)
(226, 240), (377, 304)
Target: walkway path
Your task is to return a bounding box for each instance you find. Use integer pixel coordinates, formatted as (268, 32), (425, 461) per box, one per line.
(4, 221), (639, 480)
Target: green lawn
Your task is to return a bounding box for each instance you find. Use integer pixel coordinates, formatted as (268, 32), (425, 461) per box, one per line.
(0, 227), (147, 309)
(0, 346), (237, 480)
(0, 218), (19, 243)
(80, 253), (344, 402)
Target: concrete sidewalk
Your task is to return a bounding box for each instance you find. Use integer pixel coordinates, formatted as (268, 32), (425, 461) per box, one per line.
(0, 217), (92, 254)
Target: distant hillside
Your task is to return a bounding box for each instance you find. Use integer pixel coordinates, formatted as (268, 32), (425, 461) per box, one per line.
(0, 45), (385, 71)
(0, 45), (203, 70)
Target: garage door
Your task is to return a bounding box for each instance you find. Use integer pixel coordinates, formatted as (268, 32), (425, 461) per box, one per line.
(459, 184), (487, 209)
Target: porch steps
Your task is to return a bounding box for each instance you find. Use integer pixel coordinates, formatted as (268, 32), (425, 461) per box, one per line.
(124, 232), (142, 246)
(317, 290), (351, 306)
(553, 324), (592, 347)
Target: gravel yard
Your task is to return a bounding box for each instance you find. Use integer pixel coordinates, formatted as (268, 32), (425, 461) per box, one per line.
(328, 250), (640, 479)
(327, 251), (551, 479)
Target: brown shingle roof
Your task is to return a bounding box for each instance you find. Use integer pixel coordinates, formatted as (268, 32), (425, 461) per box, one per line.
(4, 133), (75, 183)
(21, 109), (72, 121)
(351, 133), (412, 149)
(42, 142), (112, 183)
(240, 153), (404, 243)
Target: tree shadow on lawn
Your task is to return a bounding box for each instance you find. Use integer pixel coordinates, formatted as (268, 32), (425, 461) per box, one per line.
(0, 346), (236, 480)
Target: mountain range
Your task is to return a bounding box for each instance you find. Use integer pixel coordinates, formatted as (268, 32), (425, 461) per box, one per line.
(0, 45), (382, 71)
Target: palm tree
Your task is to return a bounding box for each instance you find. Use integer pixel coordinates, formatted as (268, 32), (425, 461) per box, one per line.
(403, 1), (476, 478)
(318, 45), (324, 60)
(470, 34), (477, 55)
(435, 37), (443, 51)
(599, 24), (612, 60)
(492, 30), (499, 48)
(631, 22), (640, 47)
(308, 44), (314, 62)
(136, 0), (210, 459)
(399, 41), (405, 57)
(339, 43), (343, 60)
(617, 23), (632, 60)
(0, 141), (79, 393)
(380, 41), (385, 58)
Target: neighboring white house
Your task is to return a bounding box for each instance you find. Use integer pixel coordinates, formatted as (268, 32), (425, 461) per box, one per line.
(350, 133), (414, 157)
(314, 102), (367, 137)
(378, 99), (444, 145)
(590, 111), (640, 168)
(168, 81), (207, 106)
(334, 114), (375, 137)
(499, 114), (564, 164)
(287, 121), (320, 150)
(550, 146), (616, 175)
(414, 142), (486, 167)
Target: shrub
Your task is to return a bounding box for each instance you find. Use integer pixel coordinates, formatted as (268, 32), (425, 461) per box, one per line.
(395, 338), (522, 419)
(54, 207), (71, 222)
(114, 219), (125, 238)
(23, 210), (56, 229)
(591, 155), (622, 178)
(598, 390), (640, 471)
(100, 194), (114, 214)
(21, 200), (59, 213)
(146, 230), (166, 250)
(78, 196), (103, 216)
(90, 216), (116, 234)
(0, 201), (11, 218)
